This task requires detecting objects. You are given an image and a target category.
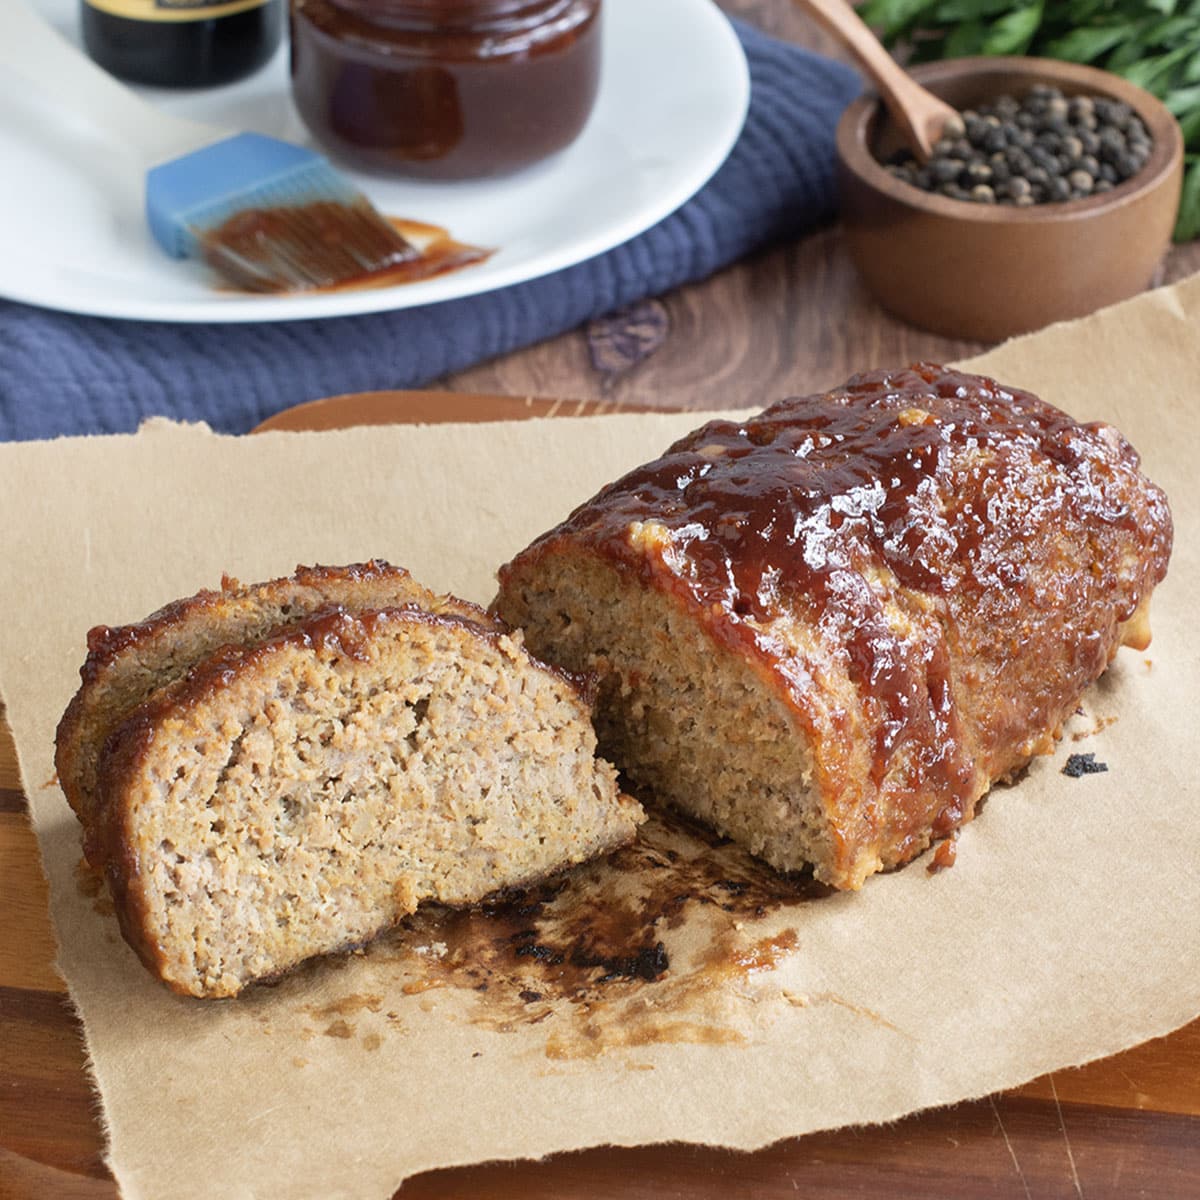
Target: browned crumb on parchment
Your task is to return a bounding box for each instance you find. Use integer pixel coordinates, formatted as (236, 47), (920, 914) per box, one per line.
(926, 835), (958, 874)
(1072, 713), (1118, 741)
(75, 856), (114, 915)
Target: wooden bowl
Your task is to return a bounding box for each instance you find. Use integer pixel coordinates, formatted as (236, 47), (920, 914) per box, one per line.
(836, 57), (1184, 341)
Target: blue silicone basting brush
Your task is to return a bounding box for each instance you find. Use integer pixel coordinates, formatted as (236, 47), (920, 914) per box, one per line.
(3, 0), (417, 292)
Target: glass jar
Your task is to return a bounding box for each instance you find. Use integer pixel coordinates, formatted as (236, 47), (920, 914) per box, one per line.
(82, 0), (284, 88)
(289, 0), (603, 180)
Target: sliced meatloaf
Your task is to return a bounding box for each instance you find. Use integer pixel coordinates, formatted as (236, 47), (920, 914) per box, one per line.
(88, 604), (641, 998)
(493, 364), (1173, 891)
(57, 560), (480, 844)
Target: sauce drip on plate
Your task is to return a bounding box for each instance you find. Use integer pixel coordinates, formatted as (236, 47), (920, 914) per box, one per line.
(199, 201), (491, 294)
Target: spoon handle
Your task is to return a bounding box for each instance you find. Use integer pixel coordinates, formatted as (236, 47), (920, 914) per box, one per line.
(795, 0), (959, 161)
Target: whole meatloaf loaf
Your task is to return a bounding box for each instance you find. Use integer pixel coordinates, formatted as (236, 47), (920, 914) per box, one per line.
(494, 364), (1173, 891)
(61, 569), (641, 998)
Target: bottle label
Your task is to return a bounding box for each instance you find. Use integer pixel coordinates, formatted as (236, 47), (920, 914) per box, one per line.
(84, 0), (271, 21)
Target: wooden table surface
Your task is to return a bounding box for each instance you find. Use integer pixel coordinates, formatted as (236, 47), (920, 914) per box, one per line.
(4, 2), (1200, 1196)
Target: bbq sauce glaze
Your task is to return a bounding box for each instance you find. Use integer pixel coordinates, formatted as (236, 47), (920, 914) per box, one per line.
(198, 205), (490, 294)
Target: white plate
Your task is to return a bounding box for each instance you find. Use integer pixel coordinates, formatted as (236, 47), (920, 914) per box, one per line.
(0, 0), (749, 323)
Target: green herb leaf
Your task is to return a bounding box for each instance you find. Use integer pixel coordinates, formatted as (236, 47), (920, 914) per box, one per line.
(1119, 45), (1194, 91)
(1176, 106), (1200, 143)
(1140, 15), (1200, 49)
(980, 2), (1044, 54)
(1066, 0), (1113, 25)
(1165, 82), (1200, 113)
(1042, 24), (1135, 63)
(1041, 24), (1132, 62)
(1107, 37), (1153, 71)
(1174, 158), (1200, 241)
(931, 0), (1019, 22)
(943, 17), (990, 55)
(858, 0), (939, 37)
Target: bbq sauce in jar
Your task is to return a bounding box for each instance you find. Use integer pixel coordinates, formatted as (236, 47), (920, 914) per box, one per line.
(290, 0), (602, 180)
(81, 0), (284, 88)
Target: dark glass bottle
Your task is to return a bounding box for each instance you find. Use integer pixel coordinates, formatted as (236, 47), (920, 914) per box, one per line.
(81, 0), (285, 89)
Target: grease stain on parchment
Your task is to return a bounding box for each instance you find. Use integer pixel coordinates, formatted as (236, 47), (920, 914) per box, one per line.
(306, 993), (383, 1019)
(297, 812), (832, 1059)
(295, 994), (389, 1046)
(783, 990), (913, 1039)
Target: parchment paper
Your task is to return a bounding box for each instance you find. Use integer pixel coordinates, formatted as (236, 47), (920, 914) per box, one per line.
(1, 273), (1198, 1199)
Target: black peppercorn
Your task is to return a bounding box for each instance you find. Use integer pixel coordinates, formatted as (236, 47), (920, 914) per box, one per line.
(931, 158), (961, 184)
(882, 85), (1153, 209)
(1029, 145), (1059, 172)
(1098, 128), (1125, 161)
(1116, 152), (1142, 178)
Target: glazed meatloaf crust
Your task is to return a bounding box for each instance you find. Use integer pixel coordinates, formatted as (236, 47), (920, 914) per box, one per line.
(494, 364), (1173, 891)
(56, 560), (480, 851)
(84, 601), (641, 998)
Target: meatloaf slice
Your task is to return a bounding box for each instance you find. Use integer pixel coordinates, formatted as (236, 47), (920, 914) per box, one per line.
(493, 364), (1173, 891)
(57, 561), (480, 842)
(91, 606), (641, 998)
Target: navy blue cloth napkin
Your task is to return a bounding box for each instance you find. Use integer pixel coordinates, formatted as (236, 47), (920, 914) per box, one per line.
(0, 21), (859, 442)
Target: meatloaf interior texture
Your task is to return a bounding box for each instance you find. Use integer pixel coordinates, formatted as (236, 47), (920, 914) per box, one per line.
(494, 364), (1173, 891)
(56, 560), (479, 846)
(60, 569), (641, 998)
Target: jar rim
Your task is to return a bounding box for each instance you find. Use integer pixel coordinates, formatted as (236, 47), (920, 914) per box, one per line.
(323, 0), (581, 32)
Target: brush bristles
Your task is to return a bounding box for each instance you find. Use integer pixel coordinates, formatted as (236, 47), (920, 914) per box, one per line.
(196, 197), (418, 293)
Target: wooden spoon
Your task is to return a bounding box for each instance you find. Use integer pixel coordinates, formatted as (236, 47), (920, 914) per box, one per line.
(795, 0), (960, 161)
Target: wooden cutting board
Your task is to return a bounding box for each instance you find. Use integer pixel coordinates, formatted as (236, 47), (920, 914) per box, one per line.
(4, 392), (1198, 1199)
